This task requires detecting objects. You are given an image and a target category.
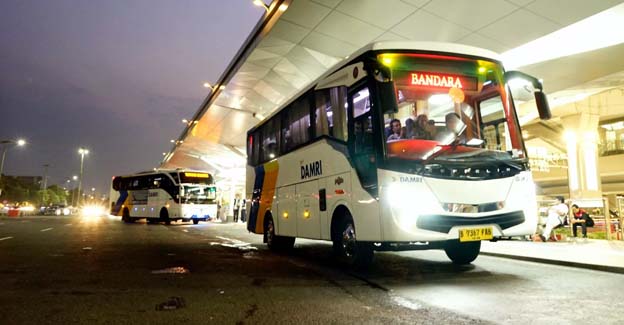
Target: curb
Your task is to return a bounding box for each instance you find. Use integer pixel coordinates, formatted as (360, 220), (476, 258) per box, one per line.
(481, 251), (624, 274)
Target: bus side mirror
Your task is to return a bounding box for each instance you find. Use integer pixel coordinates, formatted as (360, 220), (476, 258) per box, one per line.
(534, 91), (551, 120)
(378, 81), (398, 114)
(504, 70), (551, 121)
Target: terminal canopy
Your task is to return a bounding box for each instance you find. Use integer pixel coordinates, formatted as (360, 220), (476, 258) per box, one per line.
(162, 0), (624, 187)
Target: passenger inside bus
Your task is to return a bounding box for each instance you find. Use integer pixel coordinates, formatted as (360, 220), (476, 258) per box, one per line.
(386, 118), (404, 142)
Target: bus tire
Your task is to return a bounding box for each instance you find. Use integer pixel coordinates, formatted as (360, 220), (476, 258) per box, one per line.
(444, 240), (481, 265)
(264, 214), (294, 251)
(332, 212), (373, 268)
(193, 219), (199, 225)
(122, 208), (133, 223)
(160, 208), (171, 225)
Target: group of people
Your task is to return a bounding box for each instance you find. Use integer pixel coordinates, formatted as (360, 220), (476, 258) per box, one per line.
(386, 112), (464, 143)
(386, 114), (437, 141)
(541, 196), (593, 242)
(217, 194), (247, 223)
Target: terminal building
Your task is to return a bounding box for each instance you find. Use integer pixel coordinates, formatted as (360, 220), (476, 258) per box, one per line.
(161, 0), (624, 239)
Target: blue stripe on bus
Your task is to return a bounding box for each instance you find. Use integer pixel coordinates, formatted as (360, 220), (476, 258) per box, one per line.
(112, 190), (128, 215)
(247, 165), (265, 233)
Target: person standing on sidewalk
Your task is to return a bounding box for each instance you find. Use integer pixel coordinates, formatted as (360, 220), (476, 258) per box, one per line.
(240, 196), (247, 223)
(542, 196), (568, 242)
(233, 194), (242, 223)
(571, 204), (588, 238)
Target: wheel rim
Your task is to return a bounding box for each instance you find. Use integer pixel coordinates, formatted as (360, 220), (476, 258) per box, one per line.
(342, 223), (356, 257)
(266, 219), (275, 245)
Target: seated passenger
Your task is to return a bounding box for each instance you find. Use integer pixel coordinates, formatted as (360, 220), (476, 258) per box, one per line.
(386, 118), (403, 142)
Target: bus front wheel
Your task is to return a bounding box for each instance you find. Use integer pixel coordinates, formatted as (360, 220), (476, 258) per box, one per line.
(192, 219), (199, 225)
(160, 208), (171, 225)
(264, 215), (294, 251)
(444, 240), (481, 265)
(332, 213), (373, 268)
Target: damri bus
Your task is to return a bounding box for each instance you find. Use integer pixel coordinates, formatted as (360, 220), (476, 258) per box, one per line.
(110, 169), (218, 225)
(245, 42), (551, 266)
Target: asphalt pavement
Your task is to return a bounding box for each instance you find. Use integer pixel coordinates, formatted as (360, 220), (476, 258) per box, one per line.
(0, 215), (622, 324)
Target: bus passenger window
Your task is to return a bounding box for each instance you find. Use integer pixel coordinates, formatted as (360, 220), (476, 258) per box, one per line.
(314, 87), (348, 142)
(281, 95), (311, 153)
(261, 118), (279, 162)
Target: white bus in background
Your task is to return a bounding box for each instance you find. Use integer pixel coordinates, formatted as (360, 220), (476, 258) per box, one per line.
(110, 169), (218, 224)
(245, 42), (551, 266)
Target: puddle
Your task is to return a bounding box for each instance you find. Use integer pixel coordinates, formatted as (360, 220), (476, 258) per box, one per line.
(156, 296), (186, 311)
(391, 295), (423, 311)
(242, 251), (260, 259)
(210, 236), (257, 251)
(151, 266), (190, 274)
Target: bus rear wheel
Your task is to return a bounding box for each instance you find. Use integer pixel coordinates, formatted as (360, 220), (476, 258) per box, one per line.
(192, 219), (199, 225)
(264, 215), (294, 251)
(444, 240), (481, 265)
(160, 208), (171, 225)
(332, 213), (373, 268)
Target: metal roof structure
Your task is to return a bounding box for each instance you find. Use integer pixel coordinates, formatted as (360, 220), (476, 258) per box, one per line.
(161, 0), (624, 188)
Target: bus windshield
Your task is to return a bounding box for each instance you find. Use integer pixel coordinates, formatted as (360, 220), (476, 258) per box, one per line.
(180, 185), (217, 204)
(379, 53), (525, 163)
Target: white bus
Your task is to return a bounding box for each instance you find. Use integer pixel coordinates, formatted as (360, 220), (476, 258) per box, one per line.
(245, 42), (551, 266)
(110, 169), (218, 224)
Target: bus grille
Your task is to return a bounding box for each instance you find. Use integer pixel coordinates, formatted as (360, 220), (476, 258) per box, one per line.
(422, 164), (522, 180)
(416, 211), (525, 233)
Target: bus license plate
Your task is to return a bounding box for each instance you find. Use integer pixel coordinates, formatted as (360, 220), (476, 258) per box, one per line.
(459, 227), (493, 242)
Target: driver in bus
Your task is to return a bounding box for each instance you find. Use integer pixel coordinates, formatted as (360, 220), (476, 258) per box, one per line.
(436, 112), (466, 144)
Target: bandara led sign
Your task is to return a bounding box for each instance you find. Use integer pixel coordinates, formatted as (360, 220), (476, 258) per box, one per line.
(411, 72), (463, 88)
(397, 71), (478, 91)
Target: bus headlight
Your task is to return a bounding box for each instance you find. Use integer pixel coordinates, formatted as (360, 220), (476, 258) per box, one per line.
(387, 183), (441, 230)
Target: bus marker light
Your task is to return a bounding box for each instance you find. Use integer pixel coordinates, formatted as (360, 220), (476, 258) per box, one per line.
(335, 189), (344, 195)
(283, 212), (288, 219)
(303, 210), (310, 218)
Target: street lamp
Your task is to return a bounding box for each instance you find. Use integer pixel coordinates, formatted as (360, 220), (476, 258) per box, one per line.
(0, 139), (26, 196)
(253, 0), (269, 11)
(77, 147), (89, 206)
(0, 138), (26, 177)
(202, 82), (225, 91)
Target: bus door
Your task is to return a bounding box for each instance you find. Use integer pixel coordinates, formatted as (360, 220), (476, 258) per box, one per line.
(349, 85), (378, 194)
(296, 179), (323, 239)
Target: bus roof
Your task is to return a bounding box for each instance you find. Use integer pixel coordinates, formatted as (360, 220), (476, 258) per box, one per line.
(247, 41), (501, 134)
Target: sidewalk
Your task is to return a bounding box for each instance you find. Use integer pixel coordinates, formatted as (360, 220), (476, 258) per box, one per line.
(480, 238), (624, 274)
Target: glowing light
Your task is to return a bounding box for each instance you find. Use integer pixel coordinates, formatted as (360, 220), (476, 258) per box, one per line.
(428, 94), (452, 105)
(478, 66), (486, 74)
(382, 57), (393, 66)
(184, 172), (209, 178)
(81, 204), (105, 218)
(203, 82), (212, 88)
(16, 139), (26, 146)
(253, 0), (269, 11)
(278, 4), (288, 11)
(502, 3), (624, 69)
(283, 212), (288, 219)
(303, 210), (310, 218)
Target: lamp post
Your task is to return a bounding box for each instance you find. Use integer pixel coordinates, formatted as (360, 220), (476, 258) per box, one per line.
(77, 148), (89, 206)
(0, 139), (26, 196)
(0, 139), (26, 177)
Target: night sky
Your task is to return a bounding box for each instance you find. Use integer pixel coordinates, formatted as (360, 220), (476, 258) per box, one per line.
(0, 0), (262, 195)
